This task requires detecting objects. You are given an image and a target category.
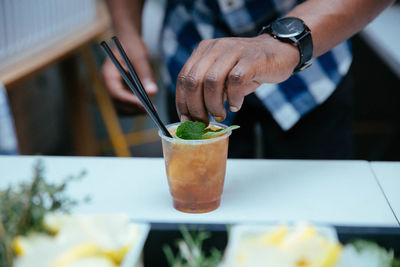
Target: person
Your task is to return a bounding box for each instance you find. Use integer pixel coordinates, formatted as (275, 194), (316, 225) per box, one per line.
(102, 0), (394, 159)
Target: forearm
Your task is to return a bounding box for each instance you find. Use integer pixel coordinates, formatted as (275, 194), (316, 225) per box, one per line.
(287, 0), (394, 57)
(106, 0), (145, 38)
(102, 0), (157, 110)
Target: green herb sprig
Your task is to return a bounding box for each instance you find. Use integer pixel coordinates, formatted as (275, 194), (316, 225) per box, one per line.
(175, 121), (239, 140)
(163, 226), (222, 267)
(350, 239), (399, 267)
(0, 159), (87, 267)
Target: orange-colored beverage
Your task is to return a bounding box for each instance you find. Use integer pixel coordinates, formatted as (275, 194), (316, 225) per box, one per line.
(159, 122), (231, 213)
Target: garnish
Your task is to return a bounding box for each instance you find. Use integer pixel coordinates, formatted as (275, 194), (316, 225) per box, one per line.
(175, 121), (240, 140)
(346, 239), (395, 267)
(0, 160), (87, 267)
(175, 121), (206, 140)
(202, 125), (240, 139)
(163, 226), (222, 267)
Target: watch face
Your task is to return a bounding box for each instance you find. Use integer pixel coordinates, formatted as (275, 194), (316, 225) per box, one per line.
(271, 17), (306, 38)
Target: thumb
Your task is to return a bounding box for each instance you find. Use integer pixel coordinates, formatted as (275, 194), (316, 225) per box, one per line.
(133, 58), (158, 96)
(142, 77), (158, 96)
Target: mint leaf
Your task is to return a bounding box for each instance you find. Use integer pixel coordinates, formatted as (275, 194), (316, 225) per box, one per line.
(175, 121), (206, 140)
(175, 121), (240, 140)
(202, 125), (240, 139)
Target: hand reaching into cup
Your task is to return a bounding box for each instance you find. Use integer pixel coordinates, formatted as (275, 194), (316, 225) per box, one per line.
(175, 35), (300, 124)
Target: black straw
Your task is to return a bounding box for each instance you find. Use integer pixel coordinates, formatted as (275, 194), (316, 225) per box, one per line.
(100, 39), (172, 138)
(111, 37), (156, 114)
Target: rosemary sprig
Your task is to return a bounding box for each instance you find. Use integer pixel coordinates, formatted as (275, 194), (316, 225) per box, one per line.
(163, 226), (222, 267)
(0, 159), (87, 267)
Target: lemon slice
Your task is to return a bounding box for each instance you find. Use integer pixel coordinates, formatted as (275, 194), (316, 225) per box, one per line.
(13, 233), (53, 256)
(222, 224), (343, 267)
(63, 256), (116, 267)
(13, 213), (142, 267)
(52, 243), (102, 267)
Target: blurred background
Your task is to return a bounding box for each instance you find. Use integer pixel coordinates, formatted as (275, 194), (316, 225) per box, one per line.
(0, 0), (399, 160)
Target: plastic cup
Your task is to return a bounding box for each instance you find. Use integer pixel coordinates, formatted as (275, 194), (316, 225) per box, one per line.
(159, 122), (231, 213)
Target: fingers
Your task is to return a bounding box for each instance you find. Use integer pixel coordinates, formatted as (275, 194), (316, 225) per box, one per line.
(203, 52), (239, 121)
(226, 59), (260, 112)
(102, 58), (144, 107)
(176, 65), (210, 123)
(175, 85), (190, 122)
(101, 44), (158, 115)
(176, 39), (258, 122)
(129, 49), (158, 96)
(176, 40), (217, 123)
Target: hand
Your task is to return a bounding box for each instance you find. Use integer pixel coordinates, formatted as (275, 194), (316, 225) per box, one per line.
(102, 36), (157, 115)
(176, 34), (299, 123)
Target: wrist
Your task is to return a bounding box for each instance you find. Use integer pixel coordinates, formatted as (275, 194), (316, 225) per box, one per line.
(113, 28), (146, 53)
(114, 26), (141, 41)
(259, 17), (313, 72)
(257, 34), (300, 73)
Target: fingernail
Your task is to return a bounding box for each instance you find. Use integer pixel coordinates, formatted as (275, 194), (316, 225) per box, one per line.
(230, 106), (239, 112)
(180, 115), (189, 122)
(144, 81), (157, 93)
(213, 115), (224, 122)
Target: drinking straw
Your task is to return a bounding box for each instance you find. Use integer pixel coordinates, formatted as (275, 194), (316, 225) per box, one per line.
(111, 37), (156, 115)
(100, 40), (172, 138)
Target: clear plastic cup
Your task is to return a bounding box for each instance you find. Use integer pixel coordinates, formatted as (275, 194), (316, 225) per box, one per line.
(159, 122), (231, 213)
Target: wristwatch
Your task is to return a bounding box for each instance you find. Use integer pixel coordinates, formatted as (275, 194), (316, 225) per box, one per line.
(259, 17), (313, 72)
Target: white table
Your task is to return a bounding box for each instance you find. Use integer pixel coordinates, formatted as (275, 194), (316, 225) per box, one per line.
(370, 161), (400, 225)
(0, 156), (398, 227)
(362, 5), (400, 78)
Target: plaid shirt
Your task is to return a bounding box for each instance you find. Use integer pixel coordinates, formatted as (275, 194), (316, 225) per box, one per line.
(160, 0), (352, 130)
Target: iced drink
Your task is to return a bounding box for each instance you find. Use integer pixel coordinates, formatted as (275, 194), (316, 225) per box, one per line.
(159, 122), (231, 213)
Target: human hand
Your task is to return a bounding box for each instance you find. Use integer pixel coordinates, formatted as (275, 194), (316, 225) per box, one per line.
(176, 35), (299, 123)
(102, 36), (157, 115)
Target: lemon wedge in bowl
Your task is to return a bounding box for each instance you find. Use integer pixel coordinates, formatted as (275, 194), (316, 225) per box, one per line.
(61, 257), (117, 267)
(13, 233), (53, 257)
(221, 223), (342, 267)
(13, 213), (149, 267)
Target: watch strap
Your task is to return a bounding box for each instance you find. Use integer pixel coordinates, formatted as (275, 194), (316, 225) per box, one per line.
(293, 26), (313, 72)
(258, 25), (272, 36)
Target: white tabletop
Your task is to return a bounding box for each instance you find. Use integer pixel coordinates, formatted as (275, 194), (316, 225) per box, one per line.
(0, 156), (398, 227)
(362, 5), (400, 77)
(370, 161), (400, 225)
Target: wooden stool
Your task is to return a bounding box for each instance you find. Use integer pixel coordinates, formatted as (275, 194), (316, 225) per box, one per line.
(0, 2), (159, 157)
